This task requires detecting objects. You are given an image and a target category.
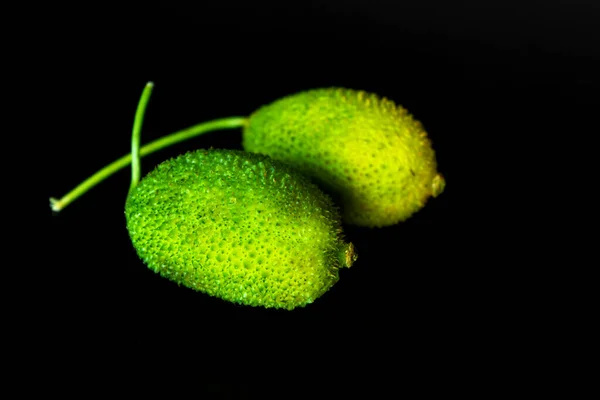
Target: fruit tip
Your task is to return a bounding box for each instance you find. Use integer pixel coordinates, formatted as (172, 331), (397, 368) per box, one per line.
(432, 173), (446, 198)
(342, 242), (357, 268)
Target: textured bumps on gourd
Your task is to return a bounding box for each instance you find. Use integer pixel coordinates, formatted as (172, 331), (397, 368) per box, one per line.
(242, 87), (445, 227)
(125, 149), (356, 310)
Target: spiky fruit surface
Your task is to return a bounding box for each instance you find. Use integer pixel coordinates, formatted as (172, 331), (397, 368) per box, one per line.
(125, 149), (356, 310)
(242, 87), (446, 227)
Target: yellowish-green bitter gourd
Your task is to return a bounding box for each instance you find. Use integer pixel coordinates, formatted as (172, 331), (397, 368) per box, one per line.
(125, 148), (355, 309)
(51, 86), (445, 227)
(242, 88), (445, 227)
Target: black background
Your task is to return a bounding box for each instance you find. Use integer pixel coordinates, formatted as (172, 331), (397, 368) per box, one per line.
(42, 2), (596, 397)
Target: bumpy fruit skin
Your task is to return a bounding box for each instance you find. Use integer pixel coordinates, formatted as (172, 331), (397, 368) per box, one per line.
(125, 149), (356, 310)
(242, 87), (445, 227)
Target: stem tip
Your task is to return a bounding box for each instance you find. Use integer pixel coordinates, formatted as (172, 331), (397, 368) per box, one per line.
(49, 197), (62, 212)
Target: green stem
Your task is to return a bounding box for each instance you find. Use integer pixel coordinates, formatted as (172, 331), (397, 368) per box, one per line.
(129, 81), (154, 196)
(50, 116), (248, 212)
